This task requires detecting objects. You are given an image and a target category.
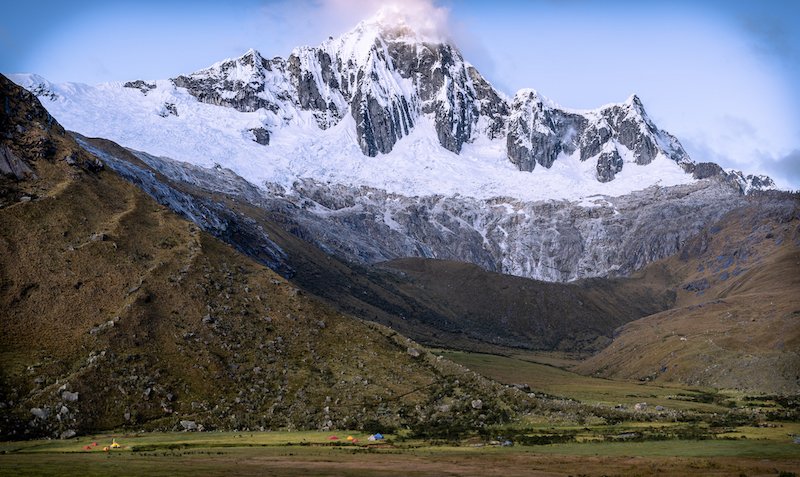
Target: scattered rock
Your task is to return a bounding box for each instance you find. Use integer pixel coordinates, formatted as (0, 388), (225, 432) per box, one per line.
(683, 278), (709, 293)
(180, 420), (198, 431)
(30, 407), (48, 420)
(471, 399), (483, 410)
(406, 347), (420, 358)
(61, 388), (78, 402)
(60, 429), (76, 439)
(90, 232), (108, 242)
(159, 102), (178, 117)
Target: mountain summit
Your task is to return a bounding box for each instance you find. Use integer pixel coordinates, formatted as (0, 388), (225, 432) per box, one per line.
(9, 13), (774, 200)
(165, 15), (693, 180)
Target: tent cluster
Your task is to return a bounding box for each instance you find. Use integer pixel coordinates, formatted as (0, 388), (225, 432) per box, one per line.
(82, 439), (121, 452)
(327, 433), (385, 443)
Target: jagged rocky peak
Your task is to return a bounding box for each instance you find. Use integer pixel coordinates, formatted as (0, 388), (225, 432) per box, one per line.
(313, 6), (506, 156)
(168, 8), (506, 157)
(507, 90), (692, 182)
(157, 12), (778, 191)
(171, 48), (293, 114)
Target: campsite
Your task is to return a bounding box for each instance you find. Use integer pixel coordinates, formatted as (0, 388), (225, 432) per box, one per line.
(1, 425), (799, 476)
(2, 353), (798, 476)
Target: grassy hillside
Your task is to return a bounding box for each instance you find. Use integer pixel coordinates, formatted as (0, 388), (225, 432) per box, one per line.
(0, 74), (540, 439)
(577, 194), (800, 393)
(380, 257), (674, 352)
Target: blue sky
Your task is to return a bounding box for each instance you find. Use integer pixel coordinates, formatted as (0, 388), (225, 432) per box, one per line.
(2, 0), (798, 189)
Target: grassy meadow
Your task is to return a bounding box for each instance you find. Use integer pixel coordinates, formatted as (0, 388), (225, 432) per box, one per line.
(3, 350), (798, 476)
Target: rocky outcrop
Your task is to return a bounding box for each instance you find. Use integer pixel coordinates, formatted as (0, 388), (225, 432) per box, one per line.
(248, 127), (270, 145)
(688, 162), (777, 195)
(280, 178), (748, 282)
(172, 49), (294, 114)
(596, 148), (623, 183)
(507, 92), (693, 180)
(0, 144), (33, 179)
(123, 80), (156, 95)
(506, 91), (585, 171)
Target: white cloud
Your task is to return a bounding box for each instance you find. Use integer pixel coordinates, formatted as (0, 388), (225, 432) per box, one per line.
(255, 0), (451, 51)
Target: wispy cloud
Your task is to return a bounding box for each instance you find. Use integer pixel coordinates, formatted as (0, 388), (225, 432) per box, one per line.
(763, 149), (800, 190)
(740, 15), (799, 65)
(255, 0), (451, 50)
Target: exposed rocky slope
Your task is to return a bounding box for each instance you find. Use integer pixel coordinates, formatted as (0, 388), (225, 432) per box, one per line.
(74, 141), (753, 282)
(76, 132), (800, 394)
(576, 191), (800, 393)
(0, 74), (549, 439)
(74, 134), (676, 354)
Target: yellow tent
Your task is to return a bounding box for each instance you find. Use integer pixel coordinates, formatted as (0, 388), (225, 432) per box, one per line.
(346, 435), (354, 441)
(110, 439), (121, 449)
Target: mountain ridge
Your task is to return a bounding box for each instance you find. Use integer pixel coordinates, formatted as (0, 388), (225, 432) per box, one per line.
(6, 11), (776, 201)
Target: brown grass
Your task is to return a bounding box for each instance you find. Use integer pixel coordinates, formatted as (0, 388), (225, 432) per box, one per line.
(577, 196), (800, 393)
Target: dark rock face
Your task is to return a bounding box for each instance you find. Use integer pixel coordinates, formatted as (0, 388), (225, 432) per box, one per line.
(469, 67), (508, 140)
(692, 162), (724, 179)
(0, 144), (33, 179)
(600, 96), (658, 165)
(352, 92), (414, 156)
(724, 170), (777, 194)
(287, 49), (344, 129)
(506, 92), (585, 171)
(248, 128), (270, 145)
(348, 41), (416, 156)
(162, 26), (770, 188)
(688, 162), (777, 195)
(170, 29), (509, 158)
(596, 149), (623, 182)
(172, 50), (290, 114)
(747, 174), (775, 191)
(123, 80), (156, 95)
(425, 45), (478, 154)
(408, 43), (506, 154)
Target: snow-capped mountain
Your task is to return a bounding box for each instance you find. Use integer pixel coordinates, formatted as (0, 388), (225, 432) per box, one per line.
(10, 9), (769, 203)
(4, 10), (778, 284)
